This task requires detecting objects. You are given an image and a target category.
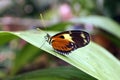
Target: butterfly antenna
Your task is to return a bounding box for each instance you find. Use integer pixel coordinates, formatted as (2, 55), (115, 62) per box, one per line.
(40, 14), (48, 33)
(35, 14), (48, 33)
(37, 13), (48, 48)
(40, 14), (46, 29)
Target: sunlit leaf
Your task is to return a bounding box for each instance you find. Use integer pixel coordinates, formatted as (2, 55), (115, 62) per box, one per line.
(0, 30), (120, 80)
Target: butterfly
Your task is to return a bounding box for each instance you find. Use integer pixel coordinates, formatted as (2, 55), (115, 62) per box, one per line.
(44, 30), (90, 54)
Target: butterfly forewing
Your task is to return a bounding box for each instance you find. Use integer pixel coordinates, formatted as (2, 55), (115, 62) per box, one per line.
(49, 30), (90, 54)
(70, 31), (90, 47)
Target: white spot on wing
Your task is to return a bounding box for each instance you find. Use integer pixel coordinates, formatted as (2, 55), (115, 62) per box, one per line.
(81, 33), (86, 38)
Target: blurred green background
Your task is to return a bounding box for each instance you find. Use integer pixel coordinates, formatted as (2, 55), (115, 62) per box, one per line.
(0, 0), (120, 80)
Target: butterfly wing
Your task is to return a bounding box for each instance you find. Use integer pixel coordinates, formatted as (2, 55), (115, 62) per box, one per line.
(69, 30), (90, 48)
(51, 30), (90, 54)
(51, 38), (76, 54)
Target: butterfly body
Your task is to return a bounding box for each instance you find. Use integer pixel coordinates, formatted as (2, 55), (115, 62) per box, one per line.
(45, 30), (90, 54)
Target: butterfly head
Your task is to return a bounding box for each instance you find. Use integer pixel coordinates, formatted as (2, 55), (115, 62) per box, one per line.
(44, 33), (51, 44)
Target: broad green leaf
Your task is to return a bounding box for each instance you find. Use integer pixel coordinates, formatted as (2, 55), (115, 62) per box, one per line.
(0, 30), (120, 80)
(70, 16), (120, 38)
(11, 43), (43, 75)
(8, 66), (96, 80)
(0, 31), (18, 45)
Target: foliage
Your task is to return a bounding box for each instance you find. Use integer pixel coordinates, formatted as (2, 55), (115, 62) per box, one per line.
(0, 16), (120, 80)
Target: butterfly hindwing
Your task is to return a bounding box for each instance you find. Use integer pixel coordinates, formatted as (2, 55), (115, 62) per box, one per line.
(50, 30), (90, 54)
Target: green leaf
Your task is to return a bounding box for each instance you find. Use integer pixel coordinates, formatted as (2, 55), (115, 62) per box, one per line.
(0, 30), (120, 80)
(8, 66), (96, 80)
(70, 16), (120, 38)
(0, 31), (18, 45)
(11, 43), (43, 75)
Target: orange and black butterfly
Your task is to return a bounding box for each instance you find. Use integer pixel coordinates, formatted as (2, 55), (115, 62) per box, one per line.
(44, 30), (90, 54)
